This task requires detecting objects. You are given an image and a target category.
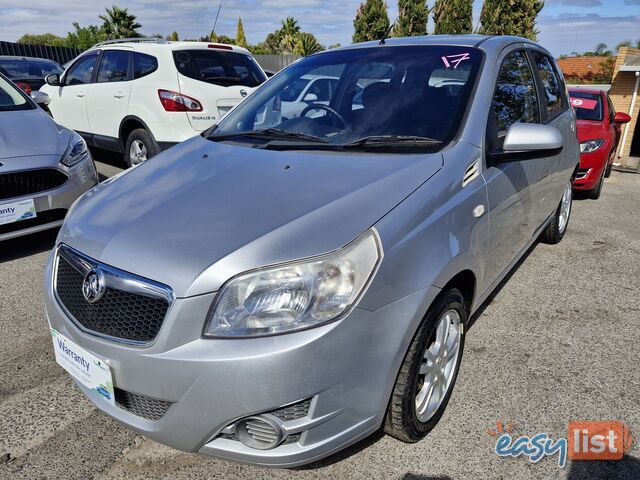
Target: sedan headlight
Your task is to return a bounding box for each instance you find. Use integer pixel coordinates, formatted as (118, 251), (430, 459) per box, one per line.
(204, 229), (383, 337)
(580, 139), (604, 154)
(61, 131), (89, 167)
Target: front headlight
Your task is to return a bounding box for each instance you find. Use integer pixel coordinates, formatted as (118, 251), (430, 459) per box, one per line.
(204, 229), (383, 337)
(580, 139), (604, 154)
(61, 131), (89, 167)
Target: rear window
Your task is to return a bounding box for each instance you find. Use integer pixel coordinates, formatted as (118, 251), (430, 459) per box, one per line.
(172, 49), (266, 87)
(570, 91), (603, 121)
(0, 58), (63, 79)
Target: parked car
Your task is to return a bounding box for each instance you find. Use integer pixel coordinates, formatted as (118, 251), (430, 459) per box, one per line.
(41, 38), (267, 167)
(0, 72), (98, 242)
(279, 74), (338, 119)
(45, 35), (578, 467)
(569, 88), (631, 199)
(0, 56), (64, 94)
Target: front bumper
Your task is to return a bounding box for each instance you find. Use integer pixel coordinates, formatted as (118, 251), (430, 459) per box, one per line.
(573, 149), (607, 190)
(44, 250), (438, 467)
(0, 159), (98, 241)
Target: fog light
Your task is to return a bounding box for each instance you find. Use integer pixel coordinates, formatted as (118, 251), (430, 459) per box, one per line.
(235, 414), (285, 450)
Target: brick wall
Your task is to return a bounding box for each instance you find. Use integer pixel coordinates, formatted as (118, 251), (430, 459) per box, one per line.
(609, 47), (640, 162)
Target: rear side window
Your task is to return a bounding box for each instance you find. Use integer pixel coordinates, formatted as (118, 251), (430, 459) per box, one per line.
(65, 53), (99, 86)
(532, 52), (564, 120)
(97, 50), (131, 83)
(492, 51), (539, 137)
(133, 53), (158, 79)
(172, 50), (266, 87)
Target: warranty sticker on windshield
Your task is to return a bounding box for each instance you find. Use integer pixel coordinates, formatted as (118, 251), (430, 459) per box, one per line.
(51, 328), (115, 405)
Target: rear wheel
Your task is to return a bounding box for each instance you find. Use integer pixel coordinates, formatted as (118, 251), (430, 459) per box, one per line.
(384, 289), (466, 443)
(124, 128), (159, 168)
(540, 180), (572, 244)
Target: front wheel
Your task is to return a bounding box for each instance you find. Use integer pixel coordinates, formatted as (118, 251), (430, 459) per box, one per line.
(384, 289), (466, 443)
(540, 180), (572, 244)
(124, 128), (159, 168)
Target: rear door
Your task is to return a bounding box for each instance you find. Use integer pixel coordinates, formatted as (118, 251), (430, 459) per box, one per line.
(47, 51), (99, 133)
(86, 49), (133, 143)
(172, 47), (266, 130)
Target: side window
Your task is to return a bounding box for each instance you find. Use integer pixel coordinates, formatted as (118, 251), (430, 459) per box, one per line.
(133, 53), (158, 79)
(64, 53), (99, 86)
(97, 50), (131, 83)
(305, 78), (332, 102)
(532, 52), (563, 119)
(490, 50), (539, 146)
(607, 94), (616, 122)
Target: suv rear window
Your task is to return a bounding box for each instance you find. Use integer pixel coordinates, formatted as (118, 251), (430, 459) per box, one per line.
(172, 50), (266, 87)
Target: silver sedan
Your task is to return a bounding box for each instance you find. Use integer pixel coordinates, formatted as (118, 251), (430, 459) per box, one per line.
(0, 73), (98, 241)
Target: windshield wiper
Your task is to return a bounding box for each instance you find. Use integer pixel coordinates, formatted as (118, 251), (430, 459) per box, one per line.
(342, 135), (442, 150)
(207, 128), (328, 144)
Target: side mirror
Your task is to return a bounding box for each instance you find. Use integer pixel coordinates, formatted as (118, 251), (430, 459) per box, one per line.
(45, 73), (60, 86)
(30, 91), (51, 106)
(303, 93), (318, 102)
(614, 112), (631, 124)
(489, 123), (563, 163)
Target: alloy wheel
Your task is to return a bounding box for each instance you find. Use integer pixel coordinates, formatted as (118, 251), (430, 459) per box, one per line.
(129, 140), (148, 165)
(558, 181), (572, 234)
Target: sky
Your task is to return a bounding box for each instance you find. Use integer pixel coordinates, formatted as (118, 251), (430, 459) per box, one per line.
(1, 0), (639, 57)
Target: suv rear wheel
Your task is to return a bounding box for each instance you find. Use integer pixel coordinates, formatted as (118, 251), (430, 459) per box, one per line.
(384, 289), (466, 442)
(125, 128), (159, 167)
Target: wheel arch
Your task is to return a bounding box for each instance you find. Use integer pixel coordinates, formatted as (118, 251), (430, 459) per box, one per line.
(119, 116), (156, 150)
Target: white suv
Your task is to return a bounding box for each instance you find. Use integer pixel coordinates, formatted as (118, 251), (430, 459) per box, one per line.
(41, 39), (267, 166)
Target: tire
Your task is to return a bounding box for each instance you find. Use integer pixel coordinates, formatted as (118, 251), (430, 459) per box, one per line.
(124, 128), (159, 168)
(384, 289), (467, 443)
(540, 180), (572, 244)
(604, 163), (612, 179)
(588, 167), (605, 200)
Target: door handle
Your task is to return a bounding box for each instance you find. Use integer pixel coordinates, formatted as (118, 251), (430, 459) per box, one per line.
(113, 92), (125, 99)
(76, 92), (86, 98)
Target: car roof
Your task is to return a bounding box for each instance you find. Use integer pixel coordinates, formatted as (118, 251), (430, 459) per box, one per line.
(568, 87), (605, 96)
(96, 39), (252, 56)
(0, 55), (59, 63)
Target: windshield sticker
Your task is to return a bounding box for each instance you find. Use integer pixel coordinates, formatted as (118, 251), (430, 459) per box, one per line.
(570, 97), (598, 110)
(442, 53), (471, 69)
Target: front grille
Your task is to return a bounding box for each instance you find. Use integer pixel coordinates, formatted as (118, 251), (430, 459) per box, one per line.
(114, 387), (172, 420)
(270, 399), (311, 421)
(0, 168), (68, 201)
(0, 208), (66, 236)
(54, 250), (171, 343)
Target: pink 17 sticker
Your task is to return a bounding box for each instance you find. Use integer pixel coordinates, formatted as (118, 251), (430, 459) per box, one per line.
(442, 53), (471, 69)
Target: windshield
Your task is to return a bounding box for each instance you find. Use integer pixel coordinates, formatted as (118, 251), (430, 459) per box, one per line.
(0, 75), (32, 112)
(173, 49), (266, 87)
(0, 58), (63, 78)
(210, 46), (481, 152)
(570, 92), (603, 121)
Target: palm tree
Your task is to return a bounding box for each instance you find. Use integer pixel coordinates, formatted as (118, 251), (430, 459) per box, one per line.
(279, 17), (301, 53)
(99, 5), (142, 39)
(294, 33), (324, 56)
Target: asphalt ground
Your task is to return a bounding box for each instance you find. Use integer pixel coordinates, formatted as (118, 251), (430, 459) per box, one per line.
(1, 149), (639, 479)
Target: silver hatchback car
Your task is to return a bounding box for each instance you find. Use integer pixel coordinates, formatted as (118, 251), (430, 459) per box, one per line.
(45, 35), (578, 467)
(0, 73), (98, 241)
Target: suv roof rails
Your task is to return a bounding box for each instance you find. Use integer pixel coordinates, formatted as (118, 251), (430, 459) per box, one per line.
(93, 38), (168, 48)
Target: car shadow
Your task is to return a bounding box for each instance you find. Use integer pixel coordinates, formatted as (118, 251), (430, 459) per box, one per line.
(566, 455), (640, 479)
(89, 147), (124, 181)
(292, 430), (386, 470)
(0, 228), (58, 263)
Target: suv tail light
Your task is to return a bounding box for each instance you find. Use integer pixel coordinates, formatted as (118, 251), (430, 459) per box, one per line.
(16, 82), (32, 94)
(158, 89), (203, 112)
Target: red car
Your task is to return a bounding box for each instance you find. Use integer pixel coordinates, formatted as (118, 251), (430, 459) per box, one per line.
(569, 88), (631, 199)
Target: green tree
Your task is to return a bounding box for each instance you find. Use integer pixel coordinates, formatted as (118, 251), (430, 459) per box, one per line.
(280, 17), (301, 53)
(353, 0), (390, 43)
(479, 0), (543, 41)
(294, 32), (324, 56)
(433, 0), (473, 34)
(65, 23), (106, 50)
(210, 33), (234, 44)
(594, 42), (611, 56)
(396, 0), (428, 37)
(169, 31), (179, 41)
(99, 5), (142, 39)
(16, 33), (65, 46)
(235, 18), (248, 48)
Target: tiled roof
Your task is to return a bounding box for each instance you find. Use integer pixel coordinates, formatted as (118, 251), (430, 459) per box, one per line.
(557, 56), (614, 80)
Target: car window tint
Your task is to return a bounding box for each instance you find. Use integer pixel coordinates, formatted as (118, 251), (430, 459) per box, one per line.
(133, 53), (158, 79)
(97, 50), (130, 83)
(570, 91), (602, 121)
(65, 53), (98, 86)
(306, 78), (333, 101)
(0, 59), (63, 78)
(492, 51), (539, 137)
(173, 50), (266, 87)
(532, 52), (563, 119)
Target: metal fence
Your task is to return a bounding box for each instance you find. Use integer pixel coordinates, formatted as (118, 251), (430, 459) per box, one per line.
(254, 54), (301, 73)
(0, 41), (83, 65)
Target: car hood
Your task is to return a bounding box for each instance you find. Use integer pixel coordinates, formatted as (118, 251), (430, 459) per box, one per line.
(59, 136), (443, 297)
(0, 109), (70, 159)
(576, 119), (607, 143)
